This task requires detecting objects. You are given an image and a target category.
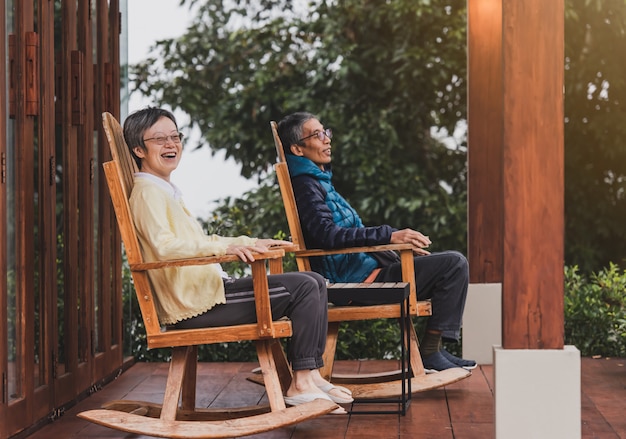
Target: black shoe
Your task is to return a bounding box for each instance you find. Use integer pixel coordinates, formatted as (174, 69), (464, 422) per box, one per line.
(440, 349), (477, 370)
(422, 351), (458, 374)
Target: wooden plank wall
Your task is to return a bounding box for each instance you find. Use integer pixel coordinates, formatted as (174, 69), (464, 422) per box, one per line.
(0, 1), (123, 437)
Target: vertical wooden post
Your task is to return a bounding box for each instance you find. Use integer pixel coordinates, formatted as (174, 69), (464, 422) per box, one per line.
(469, 3), (579, 437)
(468, 0), (564, 350)
(468, 0), (504, 285)
(501, 0), (564, 350)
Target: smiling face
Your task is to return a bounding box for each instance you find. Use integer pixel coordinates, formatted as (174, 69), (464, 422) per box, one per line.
(289, 118), (332, 170)
(133, 116), (182, 181)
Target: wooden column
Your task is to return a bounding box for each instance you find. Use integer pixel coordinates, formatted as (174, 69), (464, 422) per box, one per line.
(468, 0), (504, 284)
(468, 0), (564, 350)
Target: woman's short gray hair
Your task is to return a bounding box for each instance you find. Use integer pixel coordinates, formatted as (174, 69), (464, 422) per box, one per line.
(123, 107), (178, 169)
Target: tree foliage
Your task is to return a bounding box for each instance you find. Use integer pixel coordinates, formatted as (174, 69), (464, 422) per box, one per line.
(131, 0), (468, 253)
(131, 0), (626, 274)
(564, 0), (626, 272)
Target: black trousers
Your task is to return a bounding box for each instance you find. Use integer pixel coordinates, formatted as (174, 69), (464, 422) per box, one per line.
(375, 250), (469, 342)
(175, 271), (328, 371)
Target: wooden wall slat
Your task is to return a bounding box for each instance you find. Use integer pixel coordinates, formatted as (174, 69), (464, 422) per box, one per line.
(53, 0), (80, 407)
(76, 0), (95, 395)
(108, 1), (123, 366)
(33, 0), (58, 423)
(0, 0), (8, 434)
(4, 0), (37, 436)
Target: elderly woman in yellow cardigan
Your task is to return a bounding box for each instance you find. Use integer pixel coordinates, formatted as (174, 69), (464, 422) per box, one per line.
(122, 107), (352, 412)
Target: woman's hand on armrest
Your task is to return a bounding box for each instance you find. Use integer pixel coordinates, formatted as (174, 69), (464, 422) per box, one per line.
(226, 239), (291, 263)
(256, 238), (292, 248)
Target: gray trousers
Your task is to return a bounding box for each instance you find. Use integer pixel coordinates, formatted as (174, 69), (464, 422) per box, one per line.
(174, 271), (328, 371)
(374, 250), (469, 342)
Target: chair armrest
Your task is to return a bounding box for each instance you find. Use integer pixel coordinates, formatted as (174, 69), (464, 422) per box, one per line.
(294, 243), (421, 316)
(130, 248), (286, 271)
(269, 243), (300, 253)
(294, 243), (413, 258)
(131, 248), (287, 339)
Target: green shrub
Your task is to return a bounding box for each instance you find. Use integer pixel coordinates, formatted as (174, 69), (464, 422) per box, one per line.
(564, 263), (626, 357)
(121, 207), (626, 362)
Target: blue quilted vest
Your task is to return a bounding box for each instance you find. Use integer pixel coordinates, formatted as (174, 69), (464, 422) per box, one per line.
(286, 155), (377, 282)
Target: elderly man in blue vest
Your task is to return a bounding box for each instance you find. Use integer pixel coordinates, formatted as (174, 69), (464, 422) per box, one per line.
(277, 111), (476, 373)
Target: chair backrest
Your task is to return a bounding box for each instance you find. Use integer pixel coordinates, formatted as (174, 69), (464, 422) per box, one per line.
(271, 121), (311, 272)
(103, 112), (138, 201)
(101, 112), (163, 337)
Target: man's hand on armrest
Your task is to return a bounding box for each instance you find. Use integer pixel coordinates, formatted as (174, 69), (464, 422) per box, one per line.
(390, 228), (432, 256)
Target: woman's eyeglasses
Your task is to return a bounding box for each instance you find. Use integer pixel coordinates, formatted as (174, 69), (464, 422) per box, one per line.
(298, 129), (332, 143)
(143, 133), (185, 146)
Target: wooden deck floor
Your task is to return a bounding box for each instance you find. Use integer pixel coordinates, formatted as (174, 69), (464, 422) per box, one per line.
(23, 357), (625, 439)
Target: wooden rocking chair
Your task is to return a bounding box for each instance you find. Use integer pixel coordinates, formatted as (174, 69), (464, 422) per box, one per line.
(77, 113), (337, 439)
(270, 121), (471, 400)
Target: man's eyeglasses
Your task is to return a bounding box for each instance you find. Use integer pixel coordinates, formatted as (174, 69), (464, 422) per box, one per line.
(143, 133), (185, 146)
(298, 129), (332, 143)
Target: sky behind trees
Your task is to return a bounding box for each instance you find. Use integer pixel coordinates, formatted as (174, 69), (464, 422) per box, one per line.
(128, 1), (255, 216)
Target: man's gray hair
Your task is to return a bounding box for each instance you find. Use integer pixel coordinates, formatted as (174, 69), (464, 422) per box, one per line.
(277, 112), (318, 156)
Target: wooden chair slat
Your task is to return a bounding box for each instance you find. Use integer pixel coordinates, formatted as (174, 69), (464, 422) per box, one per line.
(102, 111), (138, 197)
